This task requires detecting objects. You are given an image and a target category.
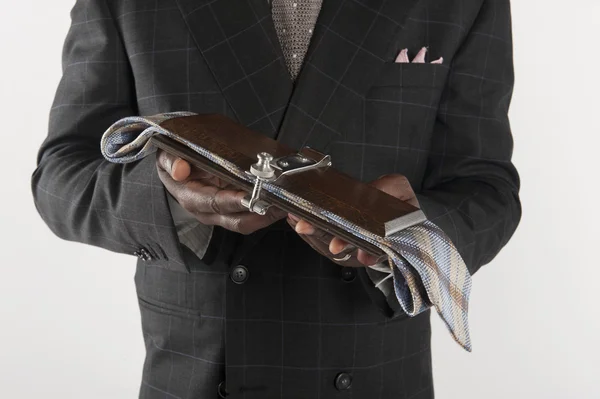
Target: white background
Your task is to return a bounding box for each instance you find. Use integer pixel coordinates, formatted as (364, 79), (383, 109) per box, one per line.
(1, 0), (599, 398)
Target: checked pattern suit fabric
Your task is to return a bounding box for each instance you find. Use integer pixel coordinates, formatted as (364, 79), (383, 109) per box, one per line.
(31, 0), (521, 398)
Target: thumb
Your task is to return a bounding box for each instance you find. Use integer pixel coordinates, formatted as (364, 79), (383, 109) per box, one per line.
(157, 150), (191, 181)
(170, 158), (191, 181)
(370, 174), (407, 197)
(370, 174), (419, 207)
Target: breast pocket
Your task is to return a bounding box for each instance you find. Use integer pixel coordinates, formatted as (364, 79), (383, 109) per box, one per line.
(354, 63), (450, 182)
(364, 62), (449, 146)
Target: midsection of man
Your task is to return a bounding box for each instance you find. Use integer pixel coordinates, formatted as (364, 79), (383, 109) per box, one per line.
(32, 0), (520, 398)
(132, 0), (456, 394)
(136, 222), (432, 398)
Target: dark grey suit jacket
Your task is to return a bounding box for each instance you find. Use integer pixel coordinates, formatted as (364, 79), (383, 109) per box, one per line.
(31, 0), (521, 398)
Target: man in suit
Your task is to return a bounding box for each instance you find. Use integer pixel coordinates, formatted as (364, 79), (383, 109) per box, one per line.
(31, 0), (521, 397)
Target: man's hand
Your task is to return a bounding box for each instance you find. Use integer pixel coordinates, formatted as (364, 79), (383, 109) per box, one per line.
(156, 149), (287, 234)
(286, 174), (420, 267)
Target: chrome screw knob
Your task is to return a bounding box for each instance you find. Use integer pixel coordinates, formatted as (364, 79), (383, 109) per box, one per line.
(250, 152), (275, 179)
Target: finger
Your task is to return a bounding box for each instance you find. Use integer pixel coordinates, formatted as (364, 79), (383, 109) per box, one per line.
(288, 228), (364, 267)
(171, 158), (192, 181)
(181, 187), (248, 215)
(157, 164), (189, 199)
(370, 174), (419, 207)
(356, 249), (379, 267)
(155, 149), (171, 172)
(298, 233), (335, 257)
(287, 216), (334, 242)
(156, 150), (191, 181)
(185, 166), (222, 184)
(298, 223), (334, 244)
(329, 237), (349, 255)
(286, 214), (300, 230)
(157, 150), (225, 185)
(295, 219), (315, 235)
(331, 244), (358, 261)
(204, 189), (249, 214)
(198, 206), (287, 234)
(162, 176), (247, 215)
(297, 231), (352, 262)
(157, 159), (260, 215)
(370, 174), (408, 196)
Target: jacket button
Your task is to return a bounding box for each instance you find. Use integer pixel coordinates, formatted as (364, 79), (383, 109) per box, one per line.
(134, 248), (152, 261)
(217, 381), (228, 397)
(334, 372), (353, 390)
(341, 267), (356, 282)
(231, 265), (249, 284)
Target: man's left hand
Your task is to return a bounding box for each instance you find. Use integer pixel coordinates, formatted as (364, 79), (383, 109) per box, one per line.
(286, 174), (420, 267)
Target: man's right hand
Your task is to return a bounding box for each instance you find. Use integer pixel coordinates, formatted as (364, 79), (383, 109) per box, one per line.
(156, 149), (286, 234)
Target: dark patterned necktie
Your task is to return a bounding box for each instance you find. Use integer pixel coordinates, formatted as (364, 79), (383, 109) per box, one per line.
(271, 0), (323, 80)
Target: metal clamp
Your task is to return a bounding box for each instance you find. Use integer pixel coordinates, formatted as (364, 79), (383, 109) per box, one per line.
(241, 152), (275, 215)
(241, 149), (331, 215)
(272, 152), (331, 177)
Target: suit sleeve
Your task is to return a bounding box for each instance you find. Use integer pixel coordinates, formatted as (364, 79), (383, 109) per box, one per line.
(415, 0), (522, 276)
(31, 0), (187, 271)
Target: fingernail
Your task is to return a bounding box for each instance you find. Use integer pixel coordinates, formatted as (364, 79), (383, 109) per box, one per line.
(295, 222), (314, 235)
(170, 158), (180, 178)
(330, 243), (353, 255)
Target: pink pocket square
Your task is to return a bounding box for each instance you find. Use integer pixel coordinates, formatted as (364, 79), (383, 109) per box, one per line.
(395, 47), (443, 64)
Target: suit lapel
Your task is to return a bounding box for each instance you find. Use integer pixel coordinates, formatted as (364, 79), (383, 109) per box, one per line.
(276, 0), (422, 150)
(175, 0), (293, 138)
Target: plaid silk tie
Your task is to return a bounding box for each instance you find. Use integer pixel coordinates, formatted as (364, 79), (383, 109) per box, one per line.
(100, 113), (473, 351)
(271, 0), (323, 80)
